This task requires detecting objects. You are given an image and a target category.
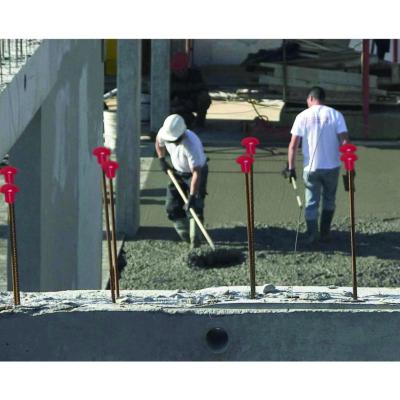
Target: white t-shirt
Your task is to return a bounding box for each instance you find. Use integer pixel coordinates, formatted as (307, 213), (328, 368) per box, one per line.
(158, 130), (207, 173)
(291, 105), (348, 172)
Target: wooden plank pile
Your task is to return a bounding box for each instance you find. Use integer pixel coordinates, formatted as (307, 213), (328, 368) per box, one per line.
(257, 63), (391, 105)
(200, 39), (400, 107)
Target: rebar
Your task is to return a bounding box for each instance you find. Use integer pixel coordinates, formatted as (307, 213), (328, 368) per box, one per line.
(109, 178), (120, 298)
(9, 203), (20, 305)
(245, 173), (256, 299)
(348, 170), (357, 299)
(102, 171), (116, 303)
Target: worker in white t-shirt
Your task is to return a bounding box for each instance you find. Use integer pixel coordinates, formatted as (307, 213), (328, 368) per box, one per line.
(286, 87), (350, 245)
(155, 114), (208, 248)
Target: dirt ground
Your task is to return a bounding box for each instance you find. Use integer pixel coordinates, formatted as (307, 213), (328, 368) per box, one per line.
(120, 136), (400, 290)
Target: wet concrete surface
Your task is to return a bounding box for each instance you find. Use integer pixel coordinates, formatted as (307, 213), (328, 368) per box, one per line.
(121, 132), (400, 290)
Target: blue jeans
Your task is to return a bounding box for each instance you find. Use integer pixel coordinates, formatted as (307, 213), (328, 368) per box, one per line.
(303, 167), (340, 220)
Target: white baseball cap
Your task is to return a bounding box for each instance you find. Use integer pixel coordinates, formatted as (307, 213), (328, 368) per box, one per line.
(158, 114), (187, 142)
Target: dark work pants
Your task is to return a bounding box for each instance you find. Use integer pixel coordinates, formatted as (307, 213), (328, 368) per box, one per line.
(165, 164), (208, 221)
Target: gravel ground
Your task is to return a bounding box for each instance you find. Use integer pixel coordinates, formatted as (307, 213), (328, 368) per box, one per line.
(120, 217), (400, 290)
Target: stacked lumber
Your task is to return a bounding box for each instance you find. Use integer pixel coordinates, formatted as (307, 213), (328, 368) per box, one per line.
(257, 63), (390, 105)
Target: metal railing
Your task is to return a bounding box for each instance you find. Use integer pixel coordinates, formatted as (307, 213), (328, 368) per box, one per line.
(0, 39), (42, 92)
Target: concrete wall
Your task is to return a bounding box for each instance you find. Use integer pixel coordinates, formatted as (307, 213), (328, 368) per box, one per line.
(2, 305), (400, 361)
(5, 40), (104, 290)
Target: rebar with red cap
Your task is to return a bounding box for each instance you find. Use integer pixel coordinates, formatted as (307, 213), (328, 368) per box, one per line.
(236, 154), (256, 299)
(0, 182), (20, 305)
(241, 137), (260, 263)
(102, 159), (120, 298)
(340, 144), (358, 300)
(92, 146), (116, 303)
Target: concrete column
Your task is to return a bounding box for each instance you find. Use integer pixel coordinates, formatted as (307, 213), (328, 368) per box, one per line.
(8, 111), (42, 290)
(116, 39), (141, 238)
(8, 40), (103, 291)
(150, 40), (170, 132)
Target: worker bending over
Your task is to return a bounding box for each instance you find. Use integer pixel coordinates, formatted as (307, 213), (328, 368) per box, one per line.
(155, 114), (208, 248)
(286, 86), (350, 245)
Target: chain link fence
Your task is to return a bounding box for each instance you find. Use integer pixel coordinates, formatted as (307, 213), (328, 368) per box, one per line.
(0, 39), (42, 93)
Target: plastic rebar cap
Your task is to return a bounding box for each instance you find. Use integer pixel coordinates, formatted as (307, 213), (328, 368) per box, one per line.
(339, 144), (357, 154)
(241, 137), (260, 156)
(340, 153), (358, 171)
(0, 166), (18, 184)
(92, 147), (111, 165)
(102, 160), (119, 179)
(236, 155), (254, 174)
(0, 183), (19, 204)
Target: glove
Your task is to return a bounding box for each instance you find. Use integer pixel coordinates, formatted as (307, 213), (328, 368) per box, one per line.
(342, 170), (356, 192)
(159, 157), (172, 174)
(184, 194), (197, 212)
(282, 163), (297, 183)
(288, 169), (297, 183)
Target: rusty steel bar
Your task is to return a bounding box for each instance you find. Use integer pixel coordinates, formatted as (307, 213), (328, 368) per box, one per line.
(245, 173), (256, 299)
(102, 171), (116, 303)
(348, 170), (357, 300)
(249, 162), (255, 275)
(108, 178), (120, 298)
(9, 203), (21, 305)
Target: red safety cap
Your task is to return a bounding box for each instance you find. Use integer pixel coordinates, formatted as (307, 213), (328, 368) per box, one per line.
(340, 153), (358, 171)
(0, 166), (18, 184)
(236, 155), (254, 174)
(92, 147), (111, 165)
(241, 136), (260, 156)
(339, 144), (357, 154)
(102, 160), (119, 179)
(0, 183), (19, 204)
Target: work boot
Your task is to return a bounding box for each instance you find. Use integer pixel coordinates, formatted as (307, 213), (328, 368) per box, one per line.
(189, 218), (199, 249)
(305, 219), (319, 246)
(320, 209), (335, 243)
(173, 218), (190, 243)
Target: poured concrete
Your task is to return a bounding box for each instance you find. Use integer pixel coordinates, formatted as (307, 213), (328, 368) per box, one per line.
(1, 286), (400, 361)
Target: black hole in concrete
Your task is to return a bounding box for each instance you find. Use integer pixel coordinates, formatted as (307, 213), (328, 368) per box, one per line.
(188, 248), (244, 269)
(206, 328), (229, 352)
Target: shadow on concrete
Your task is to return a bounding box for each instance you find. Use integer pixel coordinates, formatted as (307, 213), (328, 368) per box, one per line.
(140, 188), (166, 197)
(134, 226), (181, 241)
(140, 199), (165, 205)
(207, 226), (400, 260)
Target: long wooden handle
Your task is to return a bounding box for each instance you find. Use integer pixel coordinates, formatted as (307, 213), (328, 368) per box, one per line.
(167, 169), (215, 250)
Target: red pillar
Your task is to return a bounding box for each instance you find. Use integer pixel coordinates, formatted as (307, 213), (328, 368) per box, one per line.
(362, 39), (370, 139)
(393, 39), (398, 63)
